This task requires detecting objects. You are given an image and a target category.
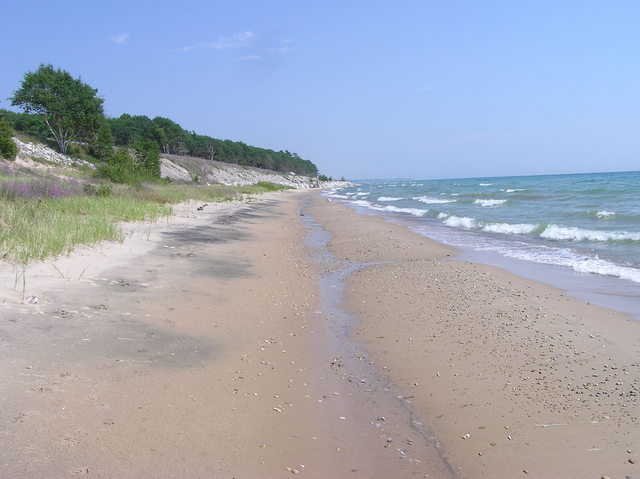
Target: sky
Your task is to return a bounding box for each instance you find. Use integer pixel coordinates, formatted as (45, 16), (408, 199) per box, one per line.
(1, 1), (639, 180)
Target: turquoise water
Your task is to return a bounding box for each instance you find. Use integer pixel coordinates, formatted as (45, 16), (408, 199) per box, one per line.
(328, 171), (640, 284)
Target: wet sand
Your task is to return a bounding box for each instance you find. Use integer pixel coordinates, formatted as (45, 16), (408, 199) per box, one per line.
(306, 194), (640, 479)
(1, 190), (638, 478)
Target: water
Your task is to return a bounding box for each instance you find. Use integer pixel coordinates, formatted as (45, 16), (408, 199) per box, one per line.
(326, 171), (640, 313)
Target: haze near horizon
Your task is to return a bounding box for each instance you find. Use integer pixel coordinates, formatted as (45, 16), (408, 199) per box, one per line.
(1, 1), (638, 180)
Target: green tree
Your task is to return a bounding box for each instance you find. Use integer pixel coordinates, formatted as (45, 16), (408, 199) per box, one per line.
(11, 64), (105, 154)
(90, 122), (114, 159)
(0, 118), (18, 161)
(134, 140), (161, 178)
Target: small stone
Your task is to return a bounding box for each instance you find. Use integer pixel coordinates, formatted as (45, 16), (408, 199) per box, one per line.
(628, 458), (636, 464)
(273, 407), (283, 413)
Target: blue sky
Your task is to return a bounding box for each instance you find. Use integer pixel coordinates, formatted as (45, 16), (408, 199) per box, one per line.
(2, 1), (639, 179)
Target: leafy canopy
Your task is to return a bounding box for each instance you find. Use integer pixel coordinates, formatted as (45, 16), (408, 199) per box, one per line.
(11, 64), (105, 154)
(0, 118), (18, 161)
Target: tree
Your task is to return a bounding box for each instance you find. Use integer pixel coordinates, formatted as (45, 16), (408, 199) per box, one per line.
(0, 118), (18, 161)
(11, 64), (105, 154)
(90, 122), (114, 159)
(134, 140), (161, 178)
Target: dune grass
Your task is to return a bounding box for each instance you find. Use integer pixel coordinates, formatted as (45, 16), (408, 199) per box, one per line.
(0, 177), (293, 264)
(0, 196), (170, 263)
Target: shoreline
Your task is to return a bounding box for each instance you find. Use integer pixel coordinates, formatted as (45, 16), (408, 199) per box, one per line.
(1, 190), (638, 478)
(339, 200), (640, 321)
(306, 194), (640, 478)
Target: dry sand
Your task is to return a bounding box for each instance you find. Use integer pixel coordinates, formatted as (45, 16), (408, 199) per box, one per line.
(1, 190), (638, 478)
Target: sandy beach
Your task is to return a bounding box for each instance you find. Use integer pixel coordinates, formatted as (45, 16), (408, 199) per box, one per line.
(1, 190), (638, 478)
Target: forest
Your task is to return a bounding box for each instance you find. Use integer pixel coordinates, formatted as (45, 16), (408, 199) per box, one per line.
(1, 64), (319, 178)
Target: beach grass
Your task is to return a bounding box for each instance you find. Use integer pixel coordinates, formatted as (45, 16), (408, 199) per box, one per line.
(0, 177), (293, 264)
(0, 196), (170, 263)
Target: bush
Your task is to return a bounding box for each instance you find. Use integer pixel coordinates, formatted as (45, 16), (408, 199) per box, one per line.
(95, 149), (140, 185)
(0, 118), (18, 161)
(83, 183), (112, 197)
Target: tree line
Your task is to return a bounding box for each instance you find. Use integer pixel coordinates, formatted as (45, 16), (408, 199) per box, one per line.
(0, 64), (319, 179)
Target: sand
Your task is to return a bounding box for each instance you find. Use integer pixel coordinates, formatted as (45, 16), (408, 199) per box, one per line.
(306, 194), (640, 479)
(1, 190), (638, 478)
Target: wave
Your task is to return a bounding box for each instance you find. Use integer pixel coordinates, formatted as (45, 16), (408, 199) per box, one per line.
(482, 223), (539, 234)
(350, 199), (428, 217)
(474, 199), (508, 207)
(413, 195), (456, 204)
(377, 196), (404, 202)
(443, 215), (478, 229)
(479, 183), (493, 186)
(355, 192), (370, 196)
(503, 188), (525, 193)
(327, 193), (349, 199)
(540, 225), (640, 242)
(372, 205), (428, 217)
(595, 210), (616, 219)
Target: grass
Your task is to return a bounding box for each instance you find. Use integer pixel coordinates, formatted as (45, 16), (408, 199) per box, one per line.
(0, 168), (293, 264)
(0, 196), (170, 263)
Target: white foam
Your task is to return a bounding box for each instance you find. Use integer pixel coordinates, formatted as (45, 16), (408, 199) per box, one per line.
(596, 210), (616, 219)
(377, 196), (404, 202)
(373, 205), (428, 217)
(541, 225), (640, 242)
(479, 183), (493, 186)
(474, 199), (507, 207)
(443, 215), (478, 229)
(503, 188), (525, 193)
(327, 193), (349, 199)
(437, 212), (448, 219)
(569, 257), (640, 283)
(355, 192), (370, 196)
(413, 196), (456, 204)
(351, 199), (372, 207)
(482, 223), (539, 235)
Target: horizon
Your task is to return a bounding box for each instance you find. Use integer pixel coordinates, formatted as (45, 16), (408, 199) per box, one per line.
(2, 1), (639, 179)
(351, 168), (640, 183)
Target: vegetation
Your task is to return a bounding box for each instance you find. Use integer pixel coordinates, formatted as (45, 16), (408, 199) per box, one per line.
(0, 196), (169, 264)
(108, 113), (318, 176)
(10, 64), (105, 155)
(0, 118), (18, 161)
(5, 64), (325, 181)
(0, 160), (292, 263)
(0, 64), (332, 264)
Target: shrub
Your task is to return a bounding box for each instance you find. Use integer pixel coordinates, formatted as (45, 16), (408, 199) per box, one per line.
(0, 118), (18, 161)
(95, 149), (140, 185)
(83, 183), (113, 197)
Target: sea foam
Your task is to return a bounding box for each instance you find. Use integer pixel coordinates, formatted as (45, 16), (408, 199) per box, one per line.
(482, 223), (539, 235)
(595, 210), (616, 219)
(377, 196), (404, 202)
(540, 225), (640, 242)
(474, 199), (507, 207)
(443, 215), (478, 229)
(413, 196), (456, 204)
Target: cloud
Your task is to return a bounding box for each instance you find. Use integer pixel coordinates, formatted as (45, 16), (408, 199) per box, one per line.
(170, 45), (196, 53)
(206, 31), (254, 50)
(234, 54), (262, 61)
(110, 32), (130, 45)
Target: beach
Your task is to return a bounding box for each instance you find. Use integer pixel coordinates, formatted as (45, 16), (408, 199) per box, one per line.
(1, 190), (638, 478)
